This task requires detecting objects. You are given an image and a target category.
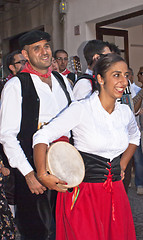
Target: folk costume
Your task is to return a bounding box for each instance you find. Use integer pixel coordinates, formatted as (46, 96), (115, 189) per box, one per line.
(0, 66), (73, 239)
(33, 92), (140, 240)
(61, 68), (76, 85)
(61, 68), (71, 76)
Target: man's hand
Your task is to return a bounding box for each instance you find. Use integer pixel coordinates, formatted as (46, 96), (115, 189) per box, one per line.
(25, 171), (47, 195)
(0, 161), (10, 176)
(38, 173), (68, 193)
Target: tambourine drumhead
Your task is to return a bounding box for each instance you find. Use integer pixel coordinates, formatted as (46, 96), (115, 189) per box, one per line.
(46, 141), (85, 188)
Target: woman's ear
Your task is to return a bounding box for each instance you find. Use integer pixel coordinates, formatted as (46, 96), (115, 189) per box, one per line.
(97, 74), (104, 85)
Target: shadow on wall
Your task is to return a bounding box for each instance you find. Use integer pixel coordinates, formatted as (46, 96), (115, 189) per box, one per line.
(77, 41), (87, 73)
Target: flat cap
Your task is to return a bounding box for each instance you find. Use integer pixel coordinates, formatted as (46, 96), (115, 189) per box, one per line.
(19, 30), (51, 49)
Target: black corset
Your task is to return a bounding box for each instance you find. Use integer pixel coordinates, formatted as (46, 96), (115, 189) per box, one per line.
(79, 151), (121, 183)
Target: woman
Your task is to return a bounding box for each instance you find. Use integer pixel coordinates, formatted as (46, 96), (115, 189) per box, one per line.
(33, 54), (140, 240)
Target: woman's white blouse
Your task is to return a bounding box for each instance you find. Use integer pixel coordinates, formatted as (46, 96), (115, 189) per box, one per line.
(33, 92), (140, 161)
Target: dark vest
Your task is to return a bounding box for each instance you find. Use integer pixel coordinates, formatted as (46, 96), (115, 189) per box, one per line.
(17, 71), (72, 170)
(17, 72), (40, 170)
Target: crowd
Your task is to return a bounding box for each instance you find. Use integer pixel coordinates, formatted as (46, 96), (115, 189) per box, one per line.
(0, 29), (143, 240)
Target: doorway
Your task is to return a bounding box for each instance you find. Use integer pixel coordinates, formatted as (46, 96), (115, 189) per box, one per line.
(96, 9), (143, 67)
(96, 26), (129, 65)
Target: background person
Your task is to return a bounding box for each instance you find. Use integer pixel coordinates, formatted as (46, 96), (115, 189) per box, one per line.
(73, 39), (111, 100)
(33, 53), (140, 240)
(1, 50), (27, 217)
(54, 49), (76, 84)
(106, 42), (121, 55)
(133, 66), (143, 195)
(128, 67), (141, 95)
(5, 50), (27, 80)
(50, 57), (59, 72)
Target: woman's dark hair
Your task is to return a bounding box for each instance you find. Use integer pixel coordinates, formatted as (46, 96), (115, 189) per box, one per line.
(95, 53), (126, 78)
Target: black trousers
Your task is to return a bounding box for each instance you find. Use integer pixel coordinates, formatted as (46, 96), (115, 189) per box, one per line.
(15, 170), (57, 240)
(20, 216), (56, 240)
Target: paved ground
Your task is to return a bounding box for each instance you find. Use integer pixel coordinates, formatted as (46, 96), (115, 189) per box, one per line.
(16, 175), (143, 240)
(128, 176), (143, 240)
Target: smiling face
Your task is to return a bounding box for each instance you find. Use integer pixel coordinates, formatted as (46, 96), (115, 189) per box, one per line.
(22, 39), (52, 74)
(98, 61), (128, 101)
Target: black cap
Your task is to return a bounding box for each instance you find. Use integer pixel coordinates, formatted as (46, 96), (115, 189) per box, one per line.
(19, 30), (51, 49)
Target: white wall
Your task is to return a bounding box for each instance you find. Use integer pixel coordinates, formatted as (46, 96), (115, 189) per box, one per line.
(128, 25), (143, 86)
(64, 0), (143, 66)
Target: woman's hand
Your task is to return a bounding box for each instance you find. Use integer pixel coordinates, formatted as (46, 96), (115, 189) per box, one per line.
(37, 172), (68, 193)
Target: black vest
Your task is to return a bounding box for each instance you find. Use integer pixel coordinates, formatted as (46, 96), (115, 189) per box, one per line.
(17, 72), (40, 170)
(16, 71), (72, 170)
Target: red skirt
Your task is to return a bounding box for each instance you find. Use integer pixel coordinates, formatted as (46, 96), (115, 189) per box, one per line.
(56, 180), (136, 240)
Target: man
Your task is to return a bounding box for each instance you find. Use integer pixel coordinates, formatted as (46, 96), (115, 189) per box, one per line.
(54, 49), (76, 84)
(133, 66), (143, 194)
(6, 50), (27, 80)
(128, 67), (141, 95)
(106, 42), (121, 55)
(73, 39), (111, 100)
(1, 50), (27, 215)
(0, 30), (73, 240)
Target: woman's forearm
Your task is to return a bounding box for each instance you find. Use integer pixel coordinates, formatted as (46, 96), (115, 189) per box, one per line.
(33, 143), (48, 177)
(120, 143), (137, 171)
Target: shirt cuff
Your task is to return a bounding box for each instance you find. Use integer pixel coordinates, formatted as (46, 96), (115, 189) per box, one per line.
(33, 132), (49, 148)
(10, 158), (34, 176)
(19, 162), (34, 176)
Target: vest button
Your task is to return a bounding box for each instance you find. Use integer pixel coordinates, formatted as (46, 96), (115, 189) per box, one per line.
(37, 98), (40, 101)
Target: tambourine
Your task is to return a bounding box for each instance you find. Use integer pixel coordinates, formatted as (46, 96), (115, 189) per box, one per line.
(46, 141), (85, 189)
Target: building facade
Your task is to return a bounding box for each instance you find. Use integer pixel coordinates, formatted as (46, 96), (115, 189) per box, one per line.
(0, 0), (143, 80)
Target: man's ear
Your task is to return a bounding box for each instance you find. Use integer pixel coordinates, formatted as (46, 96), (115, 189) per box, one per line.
(97, 74), (104, 85)
(22, 49), (29, 61)
(9, 65), (16, 75)
(92, 54), (100, 61)
(89, 54), (100, 70)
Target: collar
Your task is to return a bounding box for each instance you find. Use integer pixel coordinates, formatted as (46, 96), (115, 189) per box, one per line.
(61, 68), (71, 75)
(85, 68), (93, 76)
